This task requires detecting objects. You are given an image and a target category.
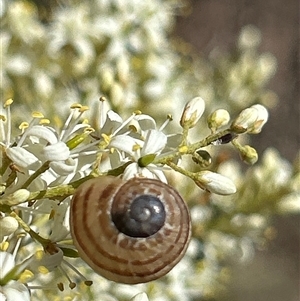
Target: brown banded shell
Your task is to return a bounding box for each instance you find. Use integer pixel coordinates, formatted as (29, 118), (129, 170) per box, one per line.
(70, 176), (191, 284)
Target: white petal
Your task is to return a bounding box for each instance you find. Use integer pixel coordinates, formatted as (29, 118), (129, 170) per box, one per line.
(122, 162), (139, 180)
(6, 147), (41, 169)
(27, 125), (58, 144)
(33, 249), (64, 272)
(49, 159), (76, 175)
(134, 114), (156, 130)
(110, 135), (143, 157)
(100, 110), (123, 134)
(0, 281), (30, 301)
(0, 251), (15, 276)
(130, 292), (149, 301)
(145, 165), (168, 183)
(141, 129), (167, 155)
(250, 104), (269, 133)
(43, 142), (70, 161)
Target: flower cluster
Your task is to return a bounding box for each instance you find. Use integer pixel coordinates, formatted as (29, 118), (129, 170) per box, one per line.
(1, 94), (298, 301)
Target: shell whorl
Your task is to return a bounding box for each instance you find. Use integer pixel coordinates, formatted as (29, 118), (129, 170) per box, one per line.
(70, 176), (191, 284)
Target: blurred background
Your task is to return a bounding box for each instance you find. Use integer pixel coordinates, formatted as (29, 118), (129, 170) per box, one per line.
(175, 0), (299, 300)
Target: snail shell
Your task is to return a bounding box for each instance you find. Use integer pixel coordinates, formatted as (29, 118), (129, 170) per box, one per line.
(70, 176), (191, 284)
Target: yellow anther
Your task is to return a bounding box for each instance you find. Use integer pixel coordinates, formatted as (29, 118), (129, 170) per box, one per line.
(79, 106), (89, 113)
(167, 114), (173, 121)
(179, 145), (188, 154)
(101, 133), (111, 144)
(0, 241), (9, 251)
(38, 265), (49, 274)
(132, 143), (141, 151)
(19, 122), (29, 130)
(19, 269), (34, 283)
(32, 111), (44, 118)
(70, 103), (82, 109)
(39, 119), (50, 125)
(4, 98), (13, 107)
(35, 250), (44, 260)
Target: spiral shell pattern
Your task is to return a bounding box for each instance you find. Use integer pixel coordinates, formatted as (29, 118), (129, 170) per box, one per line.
(70, 176), (191, 284)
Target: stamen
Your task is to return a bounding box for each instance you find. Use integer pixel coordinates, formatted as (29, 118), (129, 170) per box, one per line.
(5, 100), (12, 146)
(12, 234), (25, 259)
(27, 285), (58, 291)
(0, 114), (7, 146)
(159, 114), (173, 131)
(59, 106), (78, 141)
(98, 96), (107, 128)
(112, 112), (137, 136)
(17, 113), (44, 147)
(58, 265), (76, 289)
(62, 259), (91, 284)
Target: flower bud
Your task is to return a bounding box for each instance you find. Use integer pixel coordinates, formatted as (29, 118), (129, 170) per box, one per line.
(195, 171), (237, 195)
(239, 145), (258, 165)
(180, 97), (205, 128)
(0, 189), (30, 206)
(276, 193), (300, 214)
(0, 216), (19, 239)
(207, 109), (230, 131)
(231, 107), (258, 133)
(192, 150), (212, 167)
(249, 104), (268, 133)
(231, 104), (268, 134)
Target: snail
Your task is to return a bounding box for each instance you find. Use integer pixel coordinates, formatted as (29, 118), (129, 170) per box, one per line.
(70, 176), (191, 284)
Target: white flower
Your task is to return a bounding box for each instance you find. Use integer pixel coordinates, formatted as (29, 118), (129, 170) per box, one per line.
(110, 129), (168, 181)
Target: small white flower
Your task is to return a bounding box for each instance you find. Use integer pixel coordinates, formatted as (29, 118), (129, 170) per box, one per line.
(110, 129), (168, 181)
